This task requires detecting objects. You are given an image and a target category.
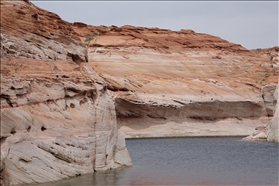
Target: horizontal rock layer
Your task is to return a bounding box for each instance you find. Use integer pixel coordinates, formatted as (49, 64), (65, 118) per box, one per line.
(73, 23), (278, 138)
(0, 1), (132, 186)
(1, 1), (278, 185)
(0, 0), (87, 63)
(0, 57), (132, 186)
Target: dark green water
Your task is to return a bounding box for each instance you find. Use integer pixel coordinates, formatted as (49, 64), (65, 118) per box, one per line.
(33, 137), (279, 185)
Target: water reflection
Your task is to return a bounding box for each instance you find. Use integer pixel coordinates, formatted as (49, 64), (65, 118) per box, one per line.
(32, 137), (279, 186)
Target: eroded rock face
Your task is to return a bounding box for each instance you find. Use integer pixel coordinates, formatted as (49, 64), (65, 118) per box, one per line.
(72, 23), (278, 138)
(267, 83), (279, 142)
(242, 84), (278, 142)
(0, 0), (87, 64)
(0, 1), (131, 185)
(261, 85), (277, 116)
(0, 60), (132, 185)
(0, 63), (133, 184)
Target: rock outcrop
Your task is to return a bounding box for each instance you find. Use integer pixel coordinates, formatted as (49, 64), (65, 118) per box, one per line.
(1, 1), (278, 185)
(0, 1), (132, 185)
(261, 85), (277, 116)
(72, 23), (278, 138)
(0, 0), (87, 64)
(267, 83), (279, 142)
(242, 84), (278, 141)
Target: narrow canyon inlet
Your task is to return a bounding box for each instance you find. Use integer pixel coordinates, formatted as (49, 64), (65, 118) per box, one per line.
(32, 137), (279, 186)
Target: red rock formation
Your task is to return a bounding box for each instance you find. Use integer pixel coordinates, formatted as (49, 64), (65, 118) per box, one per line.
(72, 22), (278, 138)
(1, 0), (278, 185)
(1, 0), (87, 63)
(0, 1), (132, 185)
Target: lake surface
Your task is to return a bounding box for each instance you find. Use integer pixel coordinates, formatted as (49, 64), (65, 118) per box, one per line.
(34, 137), (279, 186)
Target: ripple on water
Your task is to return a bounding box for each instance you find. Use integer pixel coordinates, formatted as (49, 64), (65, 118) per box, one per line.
(32, 137), (279, 186)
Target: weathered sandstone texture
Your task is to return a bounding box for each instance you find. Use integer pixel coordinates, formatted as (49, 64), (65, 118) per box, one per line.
(0, 0), (87, 64)
(1, 1), (278, 186)
(0, 1), (132, 186)
(244, 83), (278, 142)
(267, 83), (279, 142)
(261, 85), (277, 116)
(72, 24), (278, 138)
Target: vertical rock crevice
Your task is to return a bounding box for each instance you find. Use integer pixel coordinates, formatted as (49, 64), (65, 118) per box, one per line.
(0, 1), (132, 185)
(267, 83), (279, 142)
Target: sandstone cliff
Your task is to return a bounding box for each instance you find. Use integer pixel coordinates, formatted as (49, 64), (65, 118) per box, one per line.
(267, 83), (279, 142)
(0, 1), (132, 185)
(72, 23), (278, 138)
(1, 0), (278, 185)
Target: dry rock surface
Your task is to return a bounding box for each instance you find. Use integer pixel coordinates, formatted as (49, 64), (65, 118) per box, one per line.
(244, 83), (278, 142)
(0, 1), (131, 186)
(0, 0), (87, 63)
(72, 22), (278, 139)
(1, 0), (278, 185)
(267, 83), (279, 142)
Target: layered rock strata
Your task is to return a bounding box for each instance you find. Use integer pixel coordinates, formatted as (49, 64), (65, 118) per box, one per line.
(0, 0), (87, 63)
(1, 1), (278, 186)
(0, 1), (132, 185)
(72, 24), (278, 138)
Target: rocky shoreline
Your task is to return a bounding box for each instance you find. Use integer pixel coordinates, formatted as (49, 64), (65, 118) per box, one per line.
(119, 118), (271, 139)
(1, 1), (132, 185)
(0, 0), (278, 186)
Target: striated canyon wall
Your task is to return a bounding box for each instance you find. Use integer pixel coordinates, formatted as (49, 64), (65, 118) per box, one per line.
(72, 23), (278, 138)
(0, 1), (131, 186)
(0, 0), (278, 185)
(267, 83), (279, 142)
